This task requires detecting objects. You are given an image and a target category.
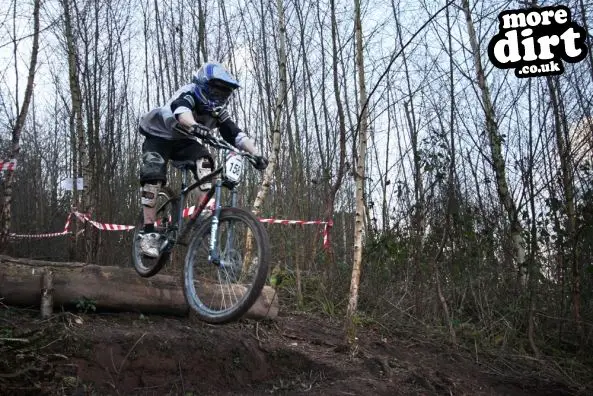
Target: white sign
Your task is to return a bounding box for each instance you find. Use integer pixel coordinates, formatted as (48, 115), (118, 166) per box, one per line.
(60, 177), (84, 191)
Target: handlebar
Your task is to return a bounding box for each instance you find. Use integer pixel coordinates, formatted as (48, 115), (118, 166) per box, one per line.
(174, 125), (258, 166)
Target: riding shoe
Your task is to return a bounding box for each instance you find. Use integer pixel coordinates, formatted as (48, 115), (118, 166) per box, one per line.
(139, 232), (161, 258)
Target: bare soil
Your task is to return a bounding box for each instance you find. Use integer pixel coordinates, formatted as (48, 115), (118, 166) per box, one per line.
(0, 307), (587, 395)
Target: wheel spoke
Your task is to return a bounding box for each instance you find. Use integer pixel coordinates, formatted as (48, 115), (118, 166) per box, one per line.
(183, 208), (269, 323)
(216, 270), (228, 310)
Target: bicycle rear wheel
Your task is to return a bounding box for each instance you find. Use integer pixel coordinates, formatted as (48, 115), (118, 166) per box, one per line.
(183, 207), (270, 324)
(131, 186), (179, 278)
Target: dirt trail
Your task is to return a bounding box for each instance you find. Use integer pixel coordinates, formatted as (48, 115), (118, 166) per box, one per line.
(0, 309), (583, 395)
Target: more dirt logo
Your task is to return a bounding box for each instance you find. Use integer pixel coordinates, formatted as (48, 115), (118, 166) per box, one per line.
(487, 6), (588, 78)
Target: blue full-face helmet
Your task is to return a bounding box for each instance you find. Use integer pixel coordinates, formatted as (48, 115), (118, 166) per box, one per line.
(192, 62), (240, 111)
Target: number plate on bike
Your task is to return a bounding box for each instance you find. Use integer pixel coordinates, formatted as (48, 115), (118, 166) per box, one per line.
(225, 153), (243, 182)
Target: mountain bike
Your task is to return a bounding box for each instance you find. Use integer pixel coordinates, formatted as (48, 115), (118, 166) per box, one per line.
(131, 126), (270, 324)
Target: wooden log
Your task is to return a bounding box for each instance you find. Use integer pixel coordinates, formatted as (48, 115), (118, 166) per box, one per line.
(0, 255), (278, 320)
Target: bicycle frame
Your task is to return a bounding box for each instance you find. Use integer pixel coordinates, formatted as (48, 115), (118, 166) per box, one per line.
(156, 156), (241, 265)
(145, 125), (257, 267)
(132, 126), (269, 322)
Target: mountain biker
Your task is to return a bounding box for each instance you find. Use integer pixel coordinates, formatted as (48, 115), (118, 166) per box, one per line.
(137, 62), (268, 258)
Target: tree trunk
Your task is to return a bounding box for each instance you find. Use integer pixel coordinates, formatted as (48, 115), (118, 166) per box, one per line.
(546, 76), (584, 349)
(461, 0), (527, 286)
(296, 246), (303, 308)
(61, 0), (89, 260)
(526, 79), (541, 358)
(0, 256), (279, 320)
(345, 0), (369, 345)
(0, 0), (41, 250)
(40, 269), (54, 318)
(434, 3), (457, 345)
(324, 0), (348, 275)
(251, 0), (287, 217)
(197, 0), (207, 63)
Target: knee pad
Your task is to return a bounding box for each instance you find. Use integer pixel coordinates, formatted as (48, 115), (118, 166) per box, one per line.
(197, 157), (214, 191)
(141, 182), (161, 208)
(140, 151), (166, 185)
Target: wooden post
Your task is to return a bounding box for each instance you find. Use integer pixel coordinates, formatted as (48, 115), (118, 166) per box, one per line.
(40, 268), (53, 318)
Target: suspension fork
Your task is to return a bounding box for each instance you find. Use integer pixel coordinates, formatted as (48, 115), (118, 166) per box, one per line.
(177, 169), (189, 231)
(229, 188), (237, 208)
(223, 187), (238, 254)
(208, 178), (224, 264)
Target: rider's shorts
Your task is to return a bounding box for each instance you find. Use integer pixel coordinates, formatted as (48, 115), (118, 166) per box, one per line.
(139, 129), (213, 186)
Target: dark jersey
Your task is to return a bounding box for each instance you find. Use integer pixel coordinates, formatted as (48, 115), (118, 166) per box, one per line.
(138, 83), (245, 147)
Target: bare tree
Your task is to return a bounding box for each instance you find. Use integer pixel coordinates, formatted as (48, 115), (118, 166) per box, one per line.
(323, 0), (348, 272)
(345, 0), (369, 345)
(251, 0), (287, 216)
(547, 75), (584, 349)
(60, 0), (90, 260)
(461, 0), (527, 287)
(0, 0), (41, 249)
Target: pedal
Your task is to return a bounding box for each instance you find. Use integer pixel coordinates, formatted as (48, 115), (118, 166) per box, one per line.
(160, 239), (175, 253)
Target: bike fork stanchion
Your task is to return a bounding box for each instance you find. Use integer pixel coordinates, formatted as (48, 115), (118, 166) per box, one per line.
(223, 187), (238, 260)
(230, 188), (237, 207)
(177, 169), (188, 229)
(208, 179), (224, 264)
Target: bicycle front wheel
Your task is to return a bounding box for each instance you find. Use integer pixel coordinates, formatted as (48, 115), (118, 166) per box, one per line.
(183, 207), (270, 324)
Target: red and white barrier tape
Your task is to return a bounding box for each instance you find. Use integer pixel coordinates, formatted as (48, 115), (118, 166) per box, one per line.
(258, 218), (333, 250)
(10, 213), (72, 239)
(0, 159), (17, 171)
(74, 212), (135, 231)
(10, 205), (333, 250)
(258, 218), (329, 225)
